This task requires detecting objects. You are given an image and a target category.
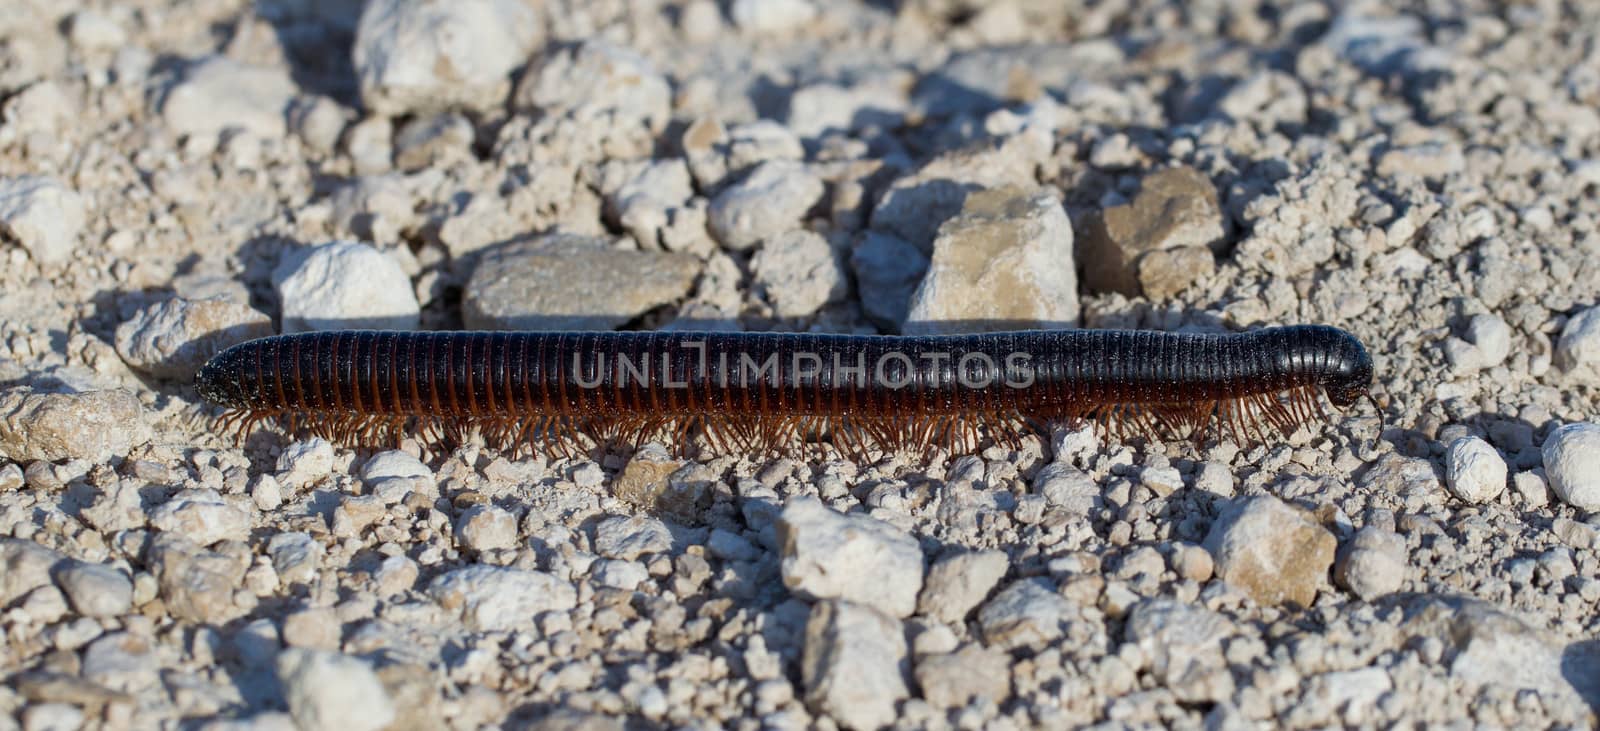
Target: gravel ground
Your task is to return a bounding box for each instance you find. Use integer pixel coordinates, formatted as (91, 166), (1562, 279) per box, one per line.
(3, 0), (1600, 729)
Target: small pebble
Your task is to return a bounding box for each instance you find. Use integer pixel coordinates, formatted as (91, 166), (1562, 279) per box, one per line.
(1444, 436), (1507, 503)
(1543, 423), (1600, 511)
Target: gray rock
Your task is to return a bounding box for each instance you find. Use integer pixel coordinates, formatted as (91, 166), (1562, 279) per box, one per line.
(160, 56), (296, 138)
(682, 119), (804, 190)
(148, 489), (252, 546)
(0, 176), (85, 264)
(392, 112), (474, 171)
(1321, 10), (1449, 76)
(1122, 598), (1234, 701)
(0, 462), (20, 491)
(730, 0), (817, 34)
(1376, 143), (1466, 178)
(510, 39), (671, 160)
(1203, 496), (1335, 607)
(917, 549), (1008, 623)
(751, 230), (846, 318)
(82, 632), (159, 693)
(1168, 543), (1214, 583)
(910, 43), (1124, 119)
(593, 515), (674, 560)
(1399, 595), (1596, 707)
(1444, 437), (1506, 503)
(1334, 526), (1407, 600)
(1465, 313), (1512, 368)
(456, 504), (517, 552)
(801, 600), (907, 730)
(787, 74), (911, 139)
(1542, 423), (1600, 511)
(266, 532), (324, 585)
(1034, 462), (1099, 514)
(277, 649), (397, 731)
(1556, 307), (1600, 383)
(904, 186), (1079, 334)
(977, 577), (1073, 650)
(353, 0), (539, 116)
(146, 534), (248, 623)
(777, 496), (923, 618)
(914, 642), (1011, 709)
(606, 160), (700, 251)
(0, 538), (65, 606)
(427, 565), (577, 632)
(360, 450), (431, 483)
(871, 134), (1048, 249)
(1079, 166), (1223, 298)
(1513, 470), (1551, 508)
(0, 389), (149, 463)
(273, 242), (420, 332)
(81, 480), (146, 533)
(1215, 70), (1307, 126)
(21, 703), (84, 731)
(462, 234), (700, 331)
(708, 161), (824, 251)
(276, 438), (335, 489)
(114, 298), (272, 380)
(53, 562), (132, 618)
(850, 232), (928, 331)
(591, 559), (649, 590)
(282, 607), (341, 650)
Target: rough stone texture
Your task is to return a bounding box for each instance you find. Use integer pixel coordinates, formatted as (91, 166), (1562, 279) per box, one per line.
(1556, 307), (1600, 384)
(593, 515), (674, 560)
(1203, 496), (1336, 607)
(801, 600), (907, 731)
(1444, 436), (1507, 504)
(917, 549), (1008, 623)
(273, 242), (420, 332)
(1543, 423), (1600, 511)
(777, 496), (923, 618)
(277, 649), (397, 731)
(0, 176), (86, 264)
(148, 489), (252, 546)
(353, 0), (540, 116)
(160, 56), (296, 138)
(1123, 599), (1235, 701)
(1079, 166), (1224, 298)
(427, 566), (577, 631)
(0, 538), (65, 607)
(115, 298), (272, 380)
(750, 230), (846, 318)
(871, 134), (1047, 249)
(456, 504), (517, 552)
(708, 161), (824, 251)
(511, 39), (671, 159)
(0, 389), (149, 463)
(850, 232), (929, 331)
(914, 643), (1011, 708)
(145, 534), (247, 624)
(1334, 526), (1407, 600)
(903, 185), (1079, 334)
(609, 446), (687, 514)
(977, 578), (1073, 650)
(463, 234), (700, 331)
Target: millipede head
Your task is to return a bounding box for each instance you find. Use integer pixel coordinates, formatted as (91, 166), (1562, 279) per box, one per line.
(196, 341), (263, 411)
(1318, 328), (1375, 409)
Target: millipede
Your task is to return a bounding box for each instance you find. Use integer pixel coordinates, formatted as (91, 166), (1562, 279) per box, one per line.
(195, 325), (1377, 460)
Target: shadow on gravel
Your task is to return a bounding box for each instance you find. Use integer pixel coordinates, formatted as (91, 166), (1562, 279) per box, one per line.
(1562, 641), (1600, 714)
(254, 0), (363, 103)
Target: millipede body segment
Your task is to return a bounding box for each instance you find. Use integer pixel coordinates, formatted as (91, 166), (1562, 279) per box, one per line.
(195, 325), (1375, 458)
